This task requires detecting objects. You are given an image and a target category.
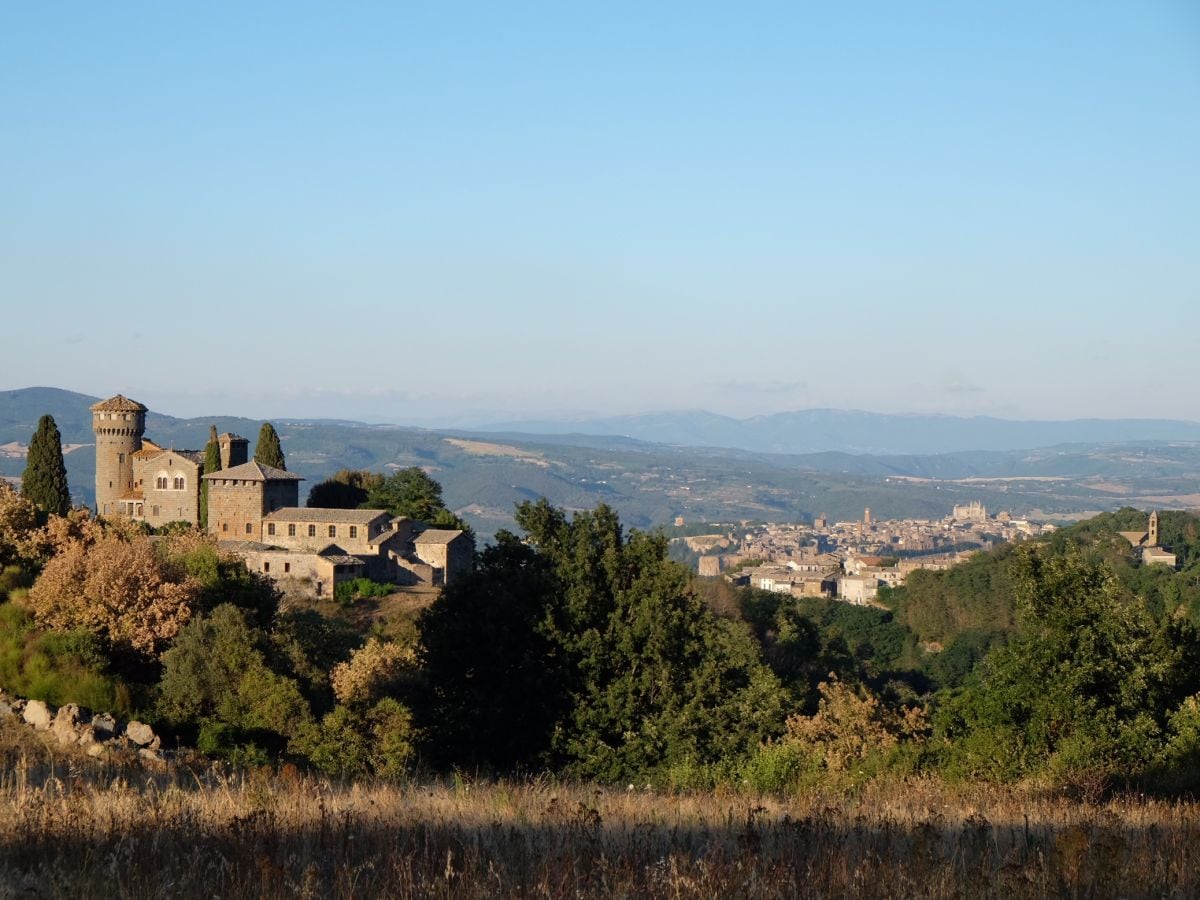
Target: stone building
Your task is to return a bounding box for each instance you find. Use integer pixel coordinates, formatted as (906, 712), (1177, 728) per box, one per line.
(92, 393), (473, 596)
(91, 394), (232, 529)
(1121, 510), (1178, 569)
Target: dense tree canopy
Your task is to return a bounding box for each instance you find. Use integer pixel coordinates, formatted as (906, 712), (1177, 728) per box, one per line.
(21, 414), (70, 518)
(364, 467), (468, 530)
(419, 499), (787, 779)
(306, 469), (384, 509)
(935, 546), (1200, 782)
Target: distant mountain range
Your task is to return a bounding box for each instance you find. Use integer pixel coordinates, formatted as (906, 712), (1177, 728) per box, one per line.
(4, 387), (1200, 538)
(475, 409), (1200, 455)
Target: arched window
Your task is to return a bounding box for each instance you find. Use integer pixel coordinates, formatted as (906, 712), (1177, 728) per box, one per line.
(155, 473), (169, 490)
(173, 475), (185, 490)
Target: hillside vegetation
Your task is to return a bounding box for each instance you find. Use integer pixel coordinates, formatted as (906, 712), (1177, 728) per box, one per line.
(7, 443), (1200, 795)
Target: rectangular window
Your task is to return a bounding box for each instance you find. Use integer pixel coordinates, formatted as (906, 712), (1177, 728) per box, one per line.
(283, 562), (290, 574)
(288, 524), (296, 537)
(308, 525), (316, 537)
(222, 523), (228, 533)
(152, 506), (159, 517)
(349, 526), (357, 539)
(264, 562), (270, 573)
(118, 453), (125, 464)
(245, 522), (253, 534)
(267, 524), (276, 536)
(329, 525), (337, 538)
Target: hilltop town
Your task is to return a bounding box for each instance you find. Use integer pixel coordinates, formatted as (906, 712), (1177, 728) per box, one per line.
(679, 501), (1059, 605)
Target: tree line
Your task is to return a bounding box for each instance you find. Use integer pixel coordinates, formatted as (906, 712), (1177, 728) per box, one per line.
(7, 414), (1200, 792)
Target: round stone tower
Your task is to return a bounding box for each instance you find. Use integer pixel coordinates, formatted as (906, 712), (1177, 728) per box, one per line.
(91, 394), (147, 517)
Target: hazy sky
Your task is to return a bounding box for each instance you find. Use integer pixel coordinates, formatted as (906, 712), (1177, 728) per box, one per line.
(3, 2), (1198, 424)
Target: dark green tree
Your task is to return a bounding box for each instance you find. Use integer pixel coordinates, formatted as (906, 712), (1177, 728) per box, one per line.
(418, 499), (786, 779)
(418, 534), (566, 769)
(254, 422), (286, 470)
(21, 414), (70, 518)
(935, 546), (1200, 784)
(199, 426), (220, 530)
(157, 604), (312, 759)
(307, 468), (384, 509)
(364, 467), (468, 530)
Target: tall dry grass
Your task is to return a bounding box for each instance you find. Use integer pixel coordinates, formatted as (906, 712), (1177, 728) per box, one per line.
(3, 743), (1199, 900)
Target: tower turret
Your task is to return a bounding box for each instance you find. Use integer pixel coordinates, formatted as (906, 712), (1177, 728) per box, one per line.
(91, 394), (147, 517)
(217, 432), (249, 469)
(1149, 510), (1159, 547)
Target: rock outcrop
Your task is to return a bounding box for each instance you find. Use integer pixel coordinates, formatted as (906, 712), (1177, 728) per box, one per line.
(0, 690), (167, 764)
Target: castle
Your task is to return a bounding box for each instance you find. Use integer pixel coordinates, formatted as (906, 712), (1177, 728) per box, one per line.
(91, 394), (472, 597)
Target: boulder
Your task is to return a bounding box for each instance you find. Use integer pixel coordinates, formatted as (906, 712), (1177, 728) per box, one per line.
(124, 720), (158, 748)
(52, 704), (85, 746)
(83, 741), (107, 759)
(137, 747), (166, 768)
(22, 700), (54, 731)
(91, 712), (117, 739)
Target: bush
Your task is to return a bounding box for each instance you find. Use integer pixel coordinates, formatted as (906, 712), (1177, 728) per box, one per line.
(334, 578), (395, 605)
(0, 602), (130, 714)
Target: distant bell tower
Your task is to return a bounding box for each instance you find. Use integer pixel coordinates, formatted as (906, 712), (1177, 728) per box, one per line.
(91, 394), (147, 517)
(1149, 510), (1159, 547)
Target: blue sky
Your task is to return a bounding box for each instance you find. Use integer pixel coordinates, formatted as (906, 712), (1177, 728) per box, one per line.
(2, 2), (1198, 423)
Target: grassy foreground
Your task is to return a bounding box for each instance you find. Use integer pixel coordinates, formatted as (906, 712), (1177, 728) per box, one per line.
(4, 739), (1200, 900)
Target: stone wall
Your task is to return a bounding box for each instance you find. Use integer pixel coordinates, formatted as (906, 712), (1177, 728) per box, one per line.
(208, 478), (268, 539)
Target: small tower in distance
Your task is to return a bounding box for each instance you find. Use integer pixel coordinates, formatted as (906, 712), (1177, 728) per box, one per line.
(1149, 510), (1159, 548)
(91, 394), (147, 517)
(218, 432), (249, 469)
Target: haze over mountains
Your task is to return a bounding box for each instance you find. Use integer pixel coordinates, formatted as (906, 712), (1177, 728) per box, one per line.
(4, 387), (1200, 538)
(474, 409), (1200, 456)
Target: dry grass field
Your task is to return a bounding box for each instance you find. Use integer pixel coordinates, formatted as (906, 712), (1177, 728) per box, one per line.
(3, 723), (1199, 900)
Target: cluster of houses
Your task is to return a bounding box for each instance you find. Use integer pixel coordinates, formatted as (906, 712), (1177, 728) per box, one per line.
(692, 506), (1176, 607)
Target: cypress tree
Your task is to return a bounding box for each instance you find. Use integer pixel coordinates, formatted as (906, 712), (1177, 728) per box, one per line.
(254, 423), (286, 470)
(200, 425), (221, 530)
(22, 414), (70, 517)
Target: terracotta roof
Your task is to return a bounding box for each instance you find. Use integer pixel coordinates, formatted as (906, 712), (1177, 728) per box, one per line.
(414, 529), (465, 545)
(131, 440), (165, 459)
(133, 445), (203, 466)
(90, 394), (147, 413)
(202, 461), (302, 482)
(263, 507), (389, 524)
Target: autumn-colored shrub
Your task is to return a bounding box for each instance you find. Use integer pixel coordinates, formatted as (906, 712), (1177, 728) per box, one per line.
(23, 527), (198, 658)
(331, 637), (416, 706)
